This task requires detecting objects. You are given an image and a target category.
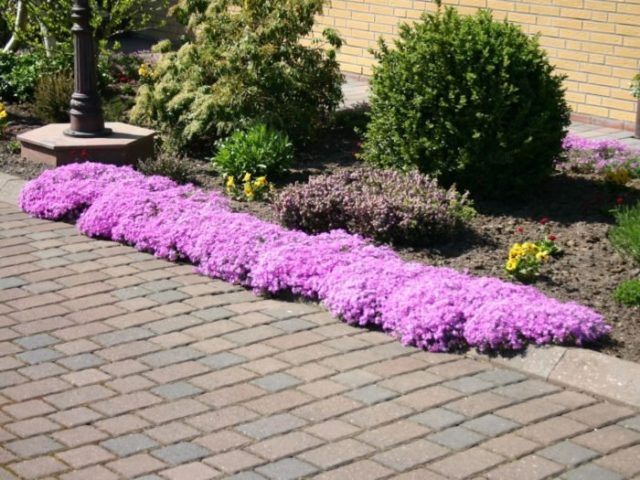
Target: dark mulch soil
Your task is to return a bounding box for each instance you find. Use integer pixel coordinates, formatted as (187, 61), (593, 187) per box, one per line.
(2, 107), (639, 363)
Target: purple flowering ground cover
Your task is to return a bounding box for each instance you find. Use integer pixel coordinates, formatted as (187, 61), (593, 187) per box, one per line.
(559, 134), (640, 175)
(19, 163), (611, 353)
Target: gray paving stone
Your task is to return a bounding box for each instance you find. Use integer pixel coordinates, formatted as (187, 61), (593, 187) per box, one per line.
(17, 348), (63, 365)
(255, 458), (318, 480)
(474, 369), (527, 385)
(146, 290), (190, 304)
(93, 328), (154, 347)
(57, 353), (105, 370)
(140, 280), (181, 292)
(15, 334), (58, 350)
(538, 441), (599, 466)
(200, 352), (247, 370)
(114, 286), (152, 300)
(410, 408), (467, 430)
(272, 319), (314, 332)
(443, 376), (494, 394)
(562, 464), (624, 480)
(332, 370), (381, 388)
(227, 473), (267, 480)
(238, 414), (307, 440)
(462, 414), (520, 436)
(193, 307), (234, 321)
(251, 373), (301, 392)
(101, 433), (158, 457)
(151, 442), (210, 465)
(494, 379), (561, 401)
(619, 415), (640, 432)
(151, 381), (203, 400)
(428, 426), (486, 450)
(345, 385), (398, 405)
(223, 326), (282, 345)
(140, 347), (204, 367)
(146, 316), (203, 334)
(0, 277), (26, 289)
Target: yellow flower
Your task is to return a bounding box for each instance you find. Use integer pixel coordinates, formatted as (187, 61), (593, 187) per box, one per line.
(535, 251), (549, 262)
(0, 101), (5, 111)
(244, 183), (254, 197)
(254, 176), (267, 187)
(243, 173), (252, 182)
(506, 258), (518, 272)
(0, 110), (7, 120)
(509, 244), (524, 259)
(138, 64), (151, 78)
(226, 176), (235, 188)
(522, 242), (540, 255)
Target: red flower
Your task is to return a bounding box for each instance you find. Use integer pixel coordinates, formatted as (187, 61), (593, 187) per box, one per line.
(539, 217), (550, 225)
(548, 235), (557, 241)
(80, 149), (88, 158)
(616, 196), (624, 205)
(516, 227), (524, 233)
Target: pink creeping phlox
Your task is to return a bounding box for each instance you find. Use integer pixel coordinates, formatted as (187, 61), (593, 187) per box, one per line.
(19, 163), (611, 353)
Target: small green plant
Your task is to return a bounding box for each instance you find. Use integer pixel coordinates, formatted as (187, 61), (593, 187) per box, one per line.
(212, 124), (293, 180)
(362, 5), (570, 199)
(609, 202), (640, 263)
(505, 236), (561, 283)
(137, 154), (193, 185)
(225, 173), (273, 202)
(34, 71), (74, 123)
(103, 97), (134, 122)
(6, 139), (20, 154)
(632, 73), (640, 99)
(613, 279), (640, 306)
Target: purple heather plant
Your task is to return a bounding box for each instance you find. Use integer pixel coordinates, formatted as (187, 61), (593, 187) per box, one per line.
(274, 168), (474, 246)
(19, 163), (611, 353)
(559, 134), (640, 176)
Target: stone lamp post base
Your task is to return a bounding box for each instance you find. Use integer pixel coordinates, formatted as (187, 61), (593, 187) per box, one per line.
(18, 122), (155, 167)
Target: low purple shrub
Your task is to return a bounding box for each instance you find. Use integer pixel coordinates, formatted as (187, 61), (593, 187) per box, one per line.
(274, 168), (474, 245)
(19, 163), (611, 353)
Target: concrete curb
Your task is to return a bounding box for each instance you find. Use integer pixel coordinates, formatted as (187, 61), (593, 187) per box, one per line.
(3, 171), (639, 408)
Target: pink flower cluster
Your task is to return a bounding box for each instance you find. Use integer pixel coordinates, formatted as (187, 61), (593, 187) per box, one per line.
(559, 134), (640, 174)
(19, 163), (611, 352)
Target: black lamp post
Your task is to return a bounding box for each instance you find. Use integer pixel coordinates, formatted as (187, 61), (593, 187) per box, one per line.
(64, 0), (112, 137)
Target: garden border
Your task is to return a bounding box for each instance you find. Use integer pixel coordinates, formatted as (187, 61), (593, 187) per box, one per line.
(2, 170), (639, 408)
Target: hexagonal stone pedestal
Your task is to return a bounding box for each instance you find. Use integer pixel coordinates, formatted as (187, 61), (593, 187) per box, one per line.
(17, 122), (155, 166)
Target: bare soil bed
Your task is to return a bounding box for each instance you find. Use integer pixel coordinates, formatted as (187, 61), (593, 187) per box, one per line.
(3, 112), (639, 363)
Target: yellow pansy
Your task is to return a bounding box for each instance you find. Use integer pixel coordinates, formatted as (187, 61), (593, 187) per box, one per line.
(506, 258), (518, 272)
(254, 176), (267, 187)
(509, 244), (524, 259)
(0, 110), (7, 120)
(226, 176), (235, 188)
(138, 64), (151, 78)
(244, 183), (254, 197)
(243, 173), (252, 182)
(535, 251), (549, 262)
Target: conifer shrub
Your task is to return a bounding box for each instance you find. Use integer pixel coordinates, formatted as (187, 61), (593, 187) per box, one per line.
(362, 3), (570, 199)
(131, 0), (344, 154)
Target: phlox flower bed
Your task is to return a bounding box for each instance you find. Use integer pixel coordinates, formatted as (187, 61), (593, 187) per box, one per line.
(19, 163), (611, 352)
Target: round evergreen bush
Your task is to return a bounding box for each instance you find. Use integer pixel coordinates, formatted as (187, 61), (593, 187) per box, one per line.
(362, 3), (570, 199)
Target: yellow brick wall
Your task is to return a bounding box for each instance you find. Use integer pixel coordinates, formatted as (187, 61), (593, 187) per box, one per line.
(313, 0), (640, 128)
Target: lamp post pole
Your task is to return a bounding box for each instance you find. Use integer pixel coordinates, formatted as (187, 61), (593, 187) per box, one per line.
(64, 0), (111, 137)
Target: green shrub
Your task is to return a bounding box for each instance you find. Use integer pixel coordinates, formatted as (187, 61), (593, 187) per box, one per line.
(131, 0), (344, 153)
(137, 154), (193, 185)
(212, 124), (293, 180)
(613, 279), (640, 306)
(362, 3), (570, 199)
(609, 203), (640, 263)
(34, 71), (74, 123)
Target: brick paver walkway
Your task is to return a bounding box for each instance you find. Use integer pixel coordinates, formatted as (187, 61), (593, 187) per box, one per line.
(2, 200), (640, 480)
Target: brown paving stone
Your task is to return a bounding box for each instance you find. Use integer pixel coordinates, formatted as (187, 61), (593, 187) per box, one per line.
(373, 439), (450, 471)
(298, 379), (349, 398)
(293, 395), (363, 422)
(62, 368), (111, 387)
(59, 465), (119, 480)
(481, 433), (541, 459)
(204, 449), (263, 473)
(143, 361), (210, 384)
(139, 398), (209, 424)
(2, 399), (56, 420)
(485, 454), (564, 480)
(194, 431), (251, 454)
(190, 367), (257, 391)
(357, 420), (431, 449)
(51, 425), (109, 448)
(430, 447), (505, 479)
(161, 462), (221, 480)
(565, 402), (636, 428)
(243, 390), (312, 415)
(496, 397), (568, 424)
(312, 460), (393, 480)
(6, 417), (61, 437)
(107, 452), (166, 477)
(299, 438), (375, 469)
(304, 419), (360, 441)
(55, 444), (115, 468)
(243, 357), (289, 375)
(341, 401), (413, 428)
(146, 421), (200, 444)
(198, 384), (265, 409)
(515, 416), (591, 444)
(48, 406), (103, 428)
(573, 424), (640, 453)
(595, 444), (640, 477)
(247, 431), (324, 460)
(379, 370), (442, 394)
(94, 413), (150, 436)
(187, 405), (258, 432)
(45, 384), (115, 409)
(393, 469), (448, 480)
(9, 456), (69, 479)
(3, 377), (71, 402)
(397, 385), (463, 411)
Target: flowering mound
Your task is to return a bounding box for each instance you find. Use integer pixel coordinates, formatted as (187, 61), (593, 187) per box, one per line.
(559, 134), (640, 176)
(19, 163), (611, 353)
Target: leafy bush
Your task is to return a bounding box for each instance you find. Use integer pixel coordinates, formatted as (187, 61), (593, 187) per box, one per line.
(34, 71), (74, 123)
(274, 168), (474, 245)
(137, 154), (193, 185)
(609, 203), (640, 263)
(613, 279), (640, 306)
(0, 49), (69, 102)
(131, 0), (344, 153)
(212, 124), (293, 180)
(362, 4), (570, 199)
